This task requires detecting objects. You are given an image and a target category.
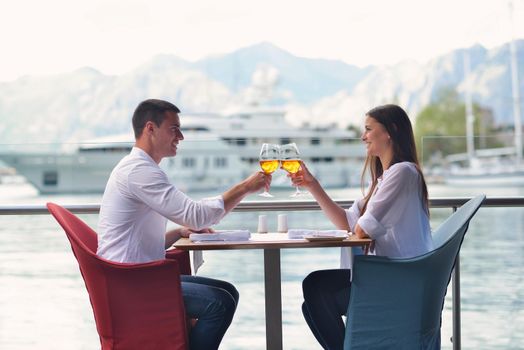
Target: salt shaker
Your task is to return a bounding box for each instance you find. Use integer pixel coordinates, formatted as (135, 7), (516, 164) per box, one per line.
(277, 214), (288, 233)
(258, 215), (268, 233)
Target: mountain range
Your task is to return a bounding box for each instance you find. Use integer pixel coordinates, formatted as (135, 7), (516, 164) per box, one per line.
(0, 40), (523, 145)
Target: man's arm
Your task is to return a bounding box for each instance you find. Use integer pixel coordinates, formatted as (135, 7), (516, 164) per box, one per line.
(165, 228), (185, 248)
(164, 171), (268, 248)
(222, 171), (270, 213)
(290, 161), (351, 231)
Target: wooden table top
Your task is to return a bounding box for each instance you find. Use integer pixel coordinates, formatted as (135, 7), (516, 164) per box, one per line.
(171, 233), (372, 251)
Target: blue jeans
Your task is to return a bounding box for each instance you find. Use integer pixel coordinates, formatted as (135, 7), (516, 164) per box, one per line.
(181, 275), (239, 350)
(302, 269), (352, 350)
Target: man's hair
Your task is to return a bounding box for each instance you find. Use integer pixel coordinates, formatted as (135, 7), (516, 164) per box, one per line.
(132, 99), (181, 139)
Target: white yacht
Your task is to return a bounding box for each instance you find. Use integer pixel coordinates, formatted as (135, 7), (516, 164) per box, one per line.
(0, 129), (245, 194)
(443, 147), (524, 187)
(0, 105), (365, 194)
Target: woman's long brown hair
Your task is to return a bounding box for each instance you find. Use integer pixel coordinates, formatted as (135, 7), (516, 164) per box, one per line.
(360, 104), (429, 216)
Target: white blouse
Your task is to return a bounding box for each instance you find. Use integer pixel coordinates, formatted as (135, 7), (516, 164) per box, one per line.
(97, 147), (225, 263)
(341, 162), (433, 268)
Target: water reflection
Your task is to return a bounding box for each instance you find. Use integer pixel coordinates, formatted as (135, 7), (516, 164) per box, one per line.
(0, 182), (523, 349)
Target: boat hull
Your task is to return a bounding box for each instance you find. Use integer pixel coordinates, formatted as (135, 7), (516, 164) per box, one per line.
(445, 170), (524, 187)
(0, 150), (247, 194)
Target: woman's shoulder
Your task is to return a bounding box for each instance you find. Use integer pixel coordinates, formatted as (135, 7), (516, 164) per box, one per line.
(387, 161), (418, 176)
(382, 162), (421, 185)
(381, 162), (422, 192)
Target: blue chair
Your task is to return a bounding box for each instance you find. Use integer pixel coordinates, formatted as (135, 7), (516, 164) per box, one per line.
(344, 194), (486, 350)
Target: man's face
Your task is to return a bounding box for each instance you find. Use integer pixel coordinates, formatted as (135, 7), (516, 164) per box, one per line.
(153, 111), (184, 159)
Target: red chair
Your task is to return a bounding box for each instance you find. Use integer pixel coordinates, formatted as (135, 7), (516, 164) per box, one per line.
(47, 202), (190, 350)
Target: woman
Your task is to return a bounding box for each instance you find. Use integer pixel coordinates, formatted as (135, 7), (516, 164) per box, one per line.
(291, 104), (433, 350)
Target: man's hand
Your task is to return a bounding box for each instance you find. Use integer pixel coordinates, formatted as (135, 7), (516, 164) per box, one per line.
(243, 171), (272, 193)
(165, 227), (215, 247)
(179, 227), (215, 238)
(222, 171), (271, 213)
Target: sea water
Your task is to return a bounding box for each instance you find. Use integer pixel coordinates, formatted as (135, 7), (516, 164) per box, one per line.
(0, 182), (523, 349)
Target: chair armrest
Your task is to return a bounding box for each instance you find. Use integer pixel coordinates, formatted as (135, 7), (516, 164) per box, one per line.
(80, 256), (188, 343)
(165, 249), (191, 275)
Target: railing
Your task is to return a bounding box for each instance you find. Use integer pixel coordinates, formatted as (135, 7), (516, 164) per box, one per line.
(1, 196), (523, 215)
(1, 196), (523, 350)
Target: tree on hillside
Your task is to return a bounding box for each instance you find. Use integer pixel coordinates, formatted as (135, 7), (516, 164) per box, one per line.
(414, 87), (500, 164)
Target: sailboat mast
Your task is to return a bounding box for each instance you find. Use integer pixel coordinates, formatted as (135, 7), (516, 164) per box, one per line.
(509, 0), (522, 166)
(463, 50), (475, 165)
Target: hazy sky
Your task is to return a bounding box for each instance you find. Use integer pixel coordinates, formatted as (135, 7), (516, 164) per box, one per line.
(1, 0), (523, 82)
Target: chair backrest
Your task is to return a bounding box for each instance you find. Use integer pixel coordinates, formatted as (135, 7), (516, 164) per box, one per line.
(47, 203), (99, 253)
(432, 195), (485, 248)
(344, 194), (485, 350)
(47, 202), (189, 350)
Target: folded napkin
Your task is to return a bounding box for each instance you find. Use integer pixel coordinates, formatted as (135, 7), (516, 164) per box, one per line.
(287, 229), (348, 239)
(189, 230), (251, 242)
(192, 251), (204, 275)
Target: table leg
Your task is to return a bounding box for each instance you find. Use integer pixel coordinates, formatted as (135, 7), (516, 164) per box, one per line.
(264, 248), (283, 350)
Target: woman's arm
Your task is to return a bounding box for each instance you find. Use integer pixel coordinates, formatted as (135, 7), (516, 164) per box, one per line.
(290, 162), (351, 231)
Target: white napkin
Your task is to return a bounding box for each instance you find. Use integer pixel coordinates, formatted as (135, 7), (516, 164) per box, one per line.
(189, 230), (251, 242)
(287, 229), (348, 239)
(287, 229), (316, 239)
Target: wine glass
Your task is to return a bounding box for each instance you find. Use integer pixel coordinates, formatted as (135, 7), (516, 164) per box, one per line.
(280, 143), (308, 197)
(258, 143), (280, 197)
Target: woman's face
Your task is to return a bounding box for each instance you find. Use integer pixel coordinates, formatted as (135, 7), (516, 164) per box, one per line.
(361, 116), (391, 158)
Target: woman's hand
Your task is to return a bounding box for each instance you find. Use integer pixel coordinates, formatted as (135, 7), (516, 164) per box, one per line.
(353, 224), (369, 239)
(288, 161), (317, 190)
(354, 224), (374, 254)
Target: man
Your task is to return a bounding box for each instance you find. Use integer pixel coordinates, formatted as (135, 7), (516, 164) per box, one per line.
(97, 99), (270, 350)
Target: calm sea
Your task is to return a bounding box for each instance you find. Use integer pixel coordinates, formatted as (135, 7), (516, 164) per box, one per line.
(0, 181), (523, 349)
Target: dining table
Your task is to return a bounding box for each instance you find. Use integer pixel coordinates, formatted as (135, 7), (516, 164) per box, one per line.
(172, 232), (373, 350)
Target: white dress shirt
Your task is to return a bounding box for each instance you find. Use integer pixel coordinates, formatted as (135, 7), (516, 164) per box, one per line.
(97, 147), (225, 263)
(341, 162), (433, 268)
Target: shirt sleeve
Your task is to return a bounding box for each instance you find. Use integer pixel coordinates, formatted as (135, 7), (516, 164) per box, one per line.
(357, 164), (419, 239)
(345, 197), (363, 232)
(126, 164), (226, 230)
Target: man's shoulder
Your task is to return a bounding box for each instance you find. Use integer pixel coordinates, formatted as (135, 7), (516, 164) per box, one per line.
(118, 154), (167, 185)
(116, 152), (154, 172)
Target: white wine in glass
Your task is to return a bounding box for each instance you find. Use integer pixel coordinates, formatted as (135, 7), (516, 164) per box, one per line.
(280, 143), (308, 197)
(258, 143), (280, 197)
